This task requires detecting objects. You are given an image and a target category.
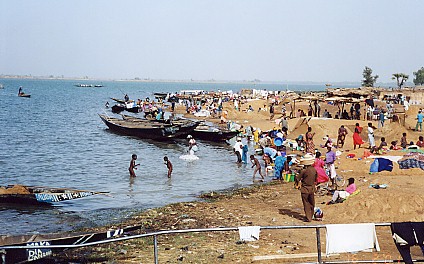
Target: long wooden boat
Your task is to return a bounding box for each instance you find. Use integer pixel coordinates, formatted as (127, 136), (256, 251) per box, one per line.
(0, 225), (141, 263)
(120, 114), (200, 137)
(99, 114), (198, 140)
(0, 185), (107, 205)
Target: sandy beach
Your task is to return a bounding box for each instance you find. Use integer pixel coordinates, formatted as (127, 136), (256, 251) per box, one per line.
(54, 96), (424, 263)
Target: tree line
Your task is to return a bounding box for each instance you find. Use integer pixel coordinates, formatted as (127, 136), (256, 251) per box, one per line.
(362, 66), (424, 89)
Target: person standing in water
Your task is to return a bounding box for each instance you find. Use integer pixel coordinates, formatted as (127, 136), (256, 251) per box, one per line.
(187, 135), (198, 155)
(129, 154), (140, 177)
(164, 156), (173, 178)
(250, 155), (264, 182)
(233, 137), (243, 163)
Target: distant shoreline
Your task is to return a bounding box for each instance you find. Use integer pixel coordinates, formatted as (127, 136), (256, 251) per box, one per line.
(0, 75), (402, 88)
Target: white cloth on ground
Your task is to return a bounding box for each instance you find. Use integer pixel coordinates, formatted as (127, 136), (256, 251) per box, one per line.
(329, 163), (337, 179)
(326, 223), (380, 256)
(238, 226), (261, 242)
(368, 155), (403, 163)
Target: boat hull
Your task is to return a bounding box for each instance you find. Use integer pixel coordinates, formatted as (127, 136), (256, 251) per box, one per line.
(99, 114), (186, 140)
(0, 185), (104, 205)
(192, 130), (238, 142)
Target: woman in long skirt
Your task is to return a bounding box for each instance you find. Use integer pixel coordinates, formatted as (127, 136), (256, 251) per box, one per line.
(305, 126), (315, 154)
(353, 123), (365, 149)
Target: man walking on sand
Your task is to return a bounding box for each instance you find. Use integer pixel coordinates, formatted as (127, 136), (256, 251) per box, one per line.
(295, 154), (317, 222)
(416, 110), (423, 132)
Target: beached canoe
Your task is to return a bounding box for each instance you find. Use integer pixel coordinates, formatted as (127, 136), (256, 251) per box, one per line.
(120, 114), (201, 138)
(0, 185), (107, 205)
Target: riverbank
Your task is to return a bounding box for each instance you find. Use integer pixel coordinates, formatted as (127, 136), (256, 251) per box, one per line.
(53, 170), (424, 263)
(48, 97), (424, 263)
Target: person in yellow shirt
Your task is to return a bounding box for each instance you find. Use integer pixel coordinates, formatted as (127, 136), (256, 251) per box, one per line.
(253, 128), (259, 145)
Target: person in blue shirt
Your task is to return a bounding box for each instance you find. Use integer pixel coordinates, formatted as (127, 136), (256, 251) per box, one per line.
(378, 110), (385, 128)
(242, 144), (249, 164)
(416, 110), (424, 132)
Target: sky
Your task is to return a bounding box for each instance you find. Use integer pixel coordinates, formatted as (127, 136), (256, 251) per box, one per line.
(1, 0), (423, 83)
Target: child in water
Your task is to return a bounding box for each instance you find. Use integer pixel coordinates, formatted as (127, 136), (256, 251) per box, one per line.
(129, 154), (140, 177)
(164, 156), (173, 178)
(250, 155), (264, 182)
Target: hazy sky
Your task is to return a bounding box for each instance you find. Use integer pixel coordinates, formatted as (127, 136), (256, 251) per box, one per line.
(1, 0), (423, 83)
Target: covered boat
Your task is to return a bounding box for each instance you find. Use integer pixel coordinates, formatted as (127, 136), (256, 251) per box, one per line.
(191, 122), (239, 142)
(0, 185), (107, 205)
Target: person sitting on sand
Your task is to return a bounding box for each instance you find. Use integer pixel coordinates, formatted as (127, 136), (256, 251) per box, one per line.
(327, 177), (356, 204)
(250, 155), (264, 182)
(372, 137), (388, 154)
(416, 136), (424, 148)
(400, 132), (408, 149)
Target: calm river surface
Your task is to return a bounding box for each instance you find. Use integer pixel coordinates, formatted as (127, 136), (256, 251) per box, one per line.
(0, 79), (328, 235)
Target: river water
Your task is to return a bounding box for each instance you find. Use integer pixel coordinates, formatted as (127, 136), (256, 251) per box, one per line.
(0, 79), (329, 235)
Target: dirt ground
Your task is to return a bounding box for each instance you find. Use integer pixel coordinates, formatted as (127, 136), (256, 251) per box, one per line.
(52, 98), (424, 263)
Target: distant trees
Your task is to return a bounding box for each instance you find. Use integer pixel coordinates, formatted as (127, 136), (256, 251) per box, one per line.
(413, 67), (424, 86)
(392, 73), (409, 89)
(362, 66), (379, 87)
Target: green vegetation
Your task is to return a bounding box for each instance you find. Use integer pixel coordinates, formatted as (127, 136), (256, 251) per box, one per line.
(362, 66), (378, 87)
(413, 67), (424, 86)
(392, 73), (409, 89)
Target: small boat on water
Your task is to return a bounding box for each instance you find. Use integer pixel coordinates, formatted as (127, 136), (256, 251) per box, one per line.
(74, 84), (104, 87)
(18, 93), (31, 98)
(111, 102), (142, 113)
(110, 97), (134, 104)
(99, 114), (198, 140)
(0, 185), (107, 205)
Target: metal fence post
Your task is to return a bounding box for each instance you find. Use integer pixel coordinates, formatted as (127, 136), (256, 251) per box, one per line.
(316, 227), (322, 264)
(154, 234), (158, 264)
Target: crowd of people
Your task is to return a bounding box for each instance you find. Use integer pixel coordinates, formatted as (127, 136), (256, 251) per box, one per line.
(122, 88), (422, 224)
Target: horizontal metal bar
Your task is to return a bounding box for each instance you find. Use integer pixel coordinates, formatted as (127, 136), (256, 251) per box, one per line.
(0, 223), (392, 250)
